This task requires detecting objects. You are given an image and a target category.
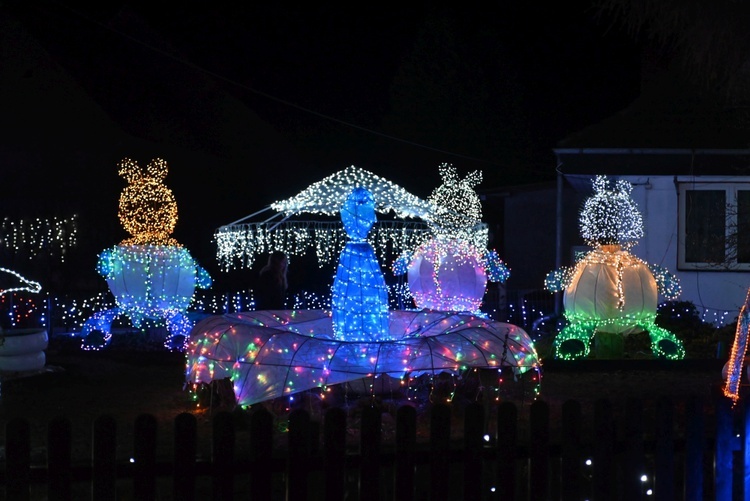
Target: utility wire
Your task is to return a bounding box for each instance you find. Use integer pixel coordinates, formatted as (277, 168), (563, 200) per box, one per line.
(53, 2), (503, 167)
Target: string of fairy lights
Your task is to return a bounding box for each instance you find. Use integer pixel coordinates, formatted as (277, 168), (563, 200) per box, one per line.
(0, 215), (78, 261)
(545, 175), (686, 360)
(214, 220), (432, 270)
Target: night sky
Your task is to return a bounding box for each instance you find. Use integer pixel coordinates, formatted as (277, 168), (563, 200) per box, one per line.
(0, 2), (642, 291)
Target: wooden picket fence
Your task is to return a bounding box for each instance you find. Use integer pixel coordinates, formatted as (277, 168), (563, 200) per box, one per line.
(1, 395), (748, 500)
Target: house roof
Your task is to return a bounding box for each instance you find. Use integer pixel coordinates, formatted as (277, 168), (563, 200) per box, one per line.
(553, 64), (750, 176)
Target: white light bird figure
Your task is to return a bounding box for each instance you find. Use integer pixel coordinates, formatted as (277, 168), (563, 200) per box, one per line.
(0, 267), (41, 297)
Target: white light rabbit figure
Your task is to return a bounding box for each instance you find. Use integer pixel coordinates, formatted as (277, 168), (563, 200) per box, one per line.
(393, 164), (509, 313)
(544, 175), (683, 360)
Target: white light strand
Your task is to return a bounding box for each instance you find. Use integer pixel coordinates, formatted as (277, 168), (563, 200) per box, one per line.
(0, 216), (78, 262)
(215, 220), (432, 270)
(271, 165), (436, 220)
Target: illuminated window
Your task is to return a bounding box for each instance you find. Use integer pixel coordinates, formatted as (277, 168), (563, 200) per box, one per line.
(678, 182), (750, 270)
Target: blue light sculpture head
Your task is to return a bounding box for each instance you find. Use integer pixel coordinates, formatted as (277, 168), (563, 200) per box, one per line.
(341, 186), (376, 242)
(331, 187), (390, 341)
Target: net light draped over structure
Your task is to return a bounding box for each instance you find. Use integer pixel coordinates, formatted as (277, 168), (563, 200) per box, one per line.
(187, 309), (538, 407)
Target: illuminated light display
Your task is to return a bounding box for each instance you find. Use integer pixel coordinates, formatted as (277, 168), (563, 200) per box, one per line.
(1, 216), (78, 262)
(0, 267), (45, 371)
(213, 165), (434, 270)
(722, 289), (750, 404)
(393, 164), (509, 312)
(545, 175), (684, 360)
(331, 187), (390, 341)
(80, 158), (211, 351)
(187, 183), (539, 407)
(186, 309), (539, 407)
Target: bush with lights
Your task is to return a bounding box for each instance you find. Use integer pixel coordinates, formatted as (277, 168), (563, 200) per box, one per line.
(544, 175), (685, 360)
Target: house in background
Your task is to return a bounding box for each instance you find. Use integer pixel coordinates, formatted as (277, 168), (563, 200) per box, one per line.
(484, 57), (750, 327)
(550, 58), (750, 326)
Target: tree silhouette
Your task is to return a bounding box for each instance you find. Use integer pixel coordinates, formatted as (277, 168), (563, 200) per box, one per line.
(382, 7), (534, 185)
(593, 0), (750, 96)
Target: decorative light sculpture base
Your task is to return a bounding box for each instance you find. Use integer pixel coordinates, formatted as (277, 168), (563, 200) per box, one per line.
(0, 328), (48, 372)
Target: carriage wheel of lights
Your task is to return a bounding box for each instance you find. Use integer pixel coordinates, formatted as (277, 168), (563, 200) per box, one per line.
(80, 158), (212, 352)
(188, 184), (540, 407)
(544, 175), (684, 360)
(214, 165), (487, 271)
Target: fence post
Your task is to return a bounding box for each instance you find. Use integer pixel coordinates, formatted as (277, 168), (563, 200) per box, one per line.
(212, 411), (235, 501)
(429, 403), (451, 501)
(715, 394), (734, 500)
(5, 417), (30, 501)
(622, 397), (644, 500)
(496, 401), (518, 500)
(463, 402), (484, 500)
(654, 397), (675, 501)
(561, 399), (582, 501)
(92, 414), (117, 501)
(173, 412), (197, 501)
(394, 405), (417, 501)
(323, 407), (347, 501)
(287, 408), (310, 500)
(529, 400), (550, 500)
(47, 417), (72, 501)
(360, 404), (382, 501)
(133, 413), (158, 501)
(249, 406), (274, 501)
(593, 398), (615, 499)
(684, 395), (704, 501)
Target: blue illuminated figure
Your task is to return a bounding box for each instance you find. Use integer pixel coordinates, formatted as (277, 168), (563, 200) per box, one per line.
(332, 187), (390, 341)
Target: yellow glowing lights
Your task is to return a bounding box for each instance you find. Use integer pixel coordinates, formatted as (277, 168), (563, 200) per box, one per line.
(117, 158), (180, 247)
(1, 216), (78, 262)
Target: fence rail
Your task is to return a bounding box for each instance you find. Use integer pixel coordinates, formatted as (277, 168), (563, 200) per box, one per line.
(1, 395), (747, 500)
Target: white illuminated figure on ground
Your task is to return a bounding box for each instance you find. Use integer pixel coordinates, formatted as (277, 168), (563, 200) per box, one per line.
(81, 158), (211, 351)
(0, 268), (46, 372)
(544, 175), (684, 360)
(186, 185), (539, 407)
(393, 164), (509, 312)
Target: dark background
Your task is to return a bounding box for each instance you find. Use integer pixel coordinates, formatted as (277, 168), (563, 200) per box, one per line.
(0, 2), (642, 295)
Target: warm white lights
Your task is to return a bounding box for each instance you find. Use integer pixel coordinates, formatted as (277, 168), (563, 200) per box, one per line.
(215, 165), (436, 270)
(0, 216), (78, 262)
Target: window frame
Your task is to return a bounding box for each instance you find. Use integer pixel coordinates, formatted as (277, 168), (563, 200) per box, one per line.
(678, 181), (750, 270)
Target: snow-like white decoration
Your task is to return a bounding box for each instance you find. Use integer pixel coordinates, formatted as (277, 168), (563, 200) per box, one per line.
(214, 165), (435, 270)
(271, 165), (436, 220)
(579, 175), (644, 248)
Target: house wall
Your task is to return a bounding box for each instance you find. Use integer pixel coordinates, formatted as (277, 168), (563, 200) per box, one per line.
(621, 175), (747, 326)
